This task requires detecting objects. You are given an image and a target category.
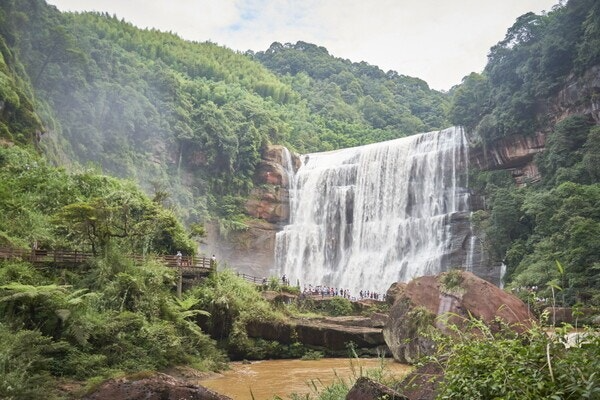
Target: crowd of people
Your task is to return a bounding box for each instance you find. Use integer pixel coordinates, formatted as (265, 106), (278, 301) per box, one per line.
(296, 280), (386, 302)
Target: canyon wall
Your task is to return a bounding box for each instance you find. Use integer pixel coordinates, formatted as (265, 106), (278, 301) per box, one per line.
(203, 145), (299, 278)
(470, 66), (600, 185)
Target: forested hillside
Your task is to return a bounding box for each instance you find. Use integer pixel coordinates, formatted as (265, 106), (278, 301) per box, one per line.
(253, 41), (449, 145)
(1, 0), (599, 305)
(0, 0), (449, 234)
(449, 0), (600, 306)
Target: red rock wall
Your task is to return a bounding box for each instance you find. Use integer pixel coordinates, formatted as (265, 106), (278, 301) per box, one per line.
(203, 145), (299, 278)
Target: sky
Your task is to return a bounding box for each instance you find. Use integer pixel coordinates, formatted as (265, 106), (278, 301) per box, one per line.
(46, 0), (560, 91)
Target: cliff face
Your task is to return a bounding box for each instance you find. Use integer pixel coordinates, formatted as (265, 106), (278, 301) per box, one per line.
(209, 67), (600, 283)
(470, 66), (600, 185)
(203, 145), (299, 277)
(550, 65), (600, 125)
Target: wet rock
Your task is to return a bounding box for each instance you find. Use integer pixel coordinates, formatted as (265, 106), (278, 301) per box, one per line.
(383, 271), (534, 363)
(346, 376), (408, 400)
(82, 372), (232, 400)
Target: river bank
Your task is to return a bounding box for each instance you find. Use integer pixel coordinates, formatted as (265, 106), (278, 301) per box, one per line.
(199, 358), (411, 400)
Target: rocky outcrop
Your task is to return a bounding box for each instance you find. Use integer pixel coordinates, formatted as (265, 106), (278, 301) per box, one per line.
(383, 271), (534, 364)
(550, 65), (600, 125)
(446, 211), (499, 285)
(246, 315), (388, 356)
(83, 372), (231, 400)
(470, 66), (600, 186)
(204, 144), (299, 277)
(245, 145), (296, 223)
(470, 132), (545, 185)
(346, 377), (408, 400)
(393, 362), (444, 400)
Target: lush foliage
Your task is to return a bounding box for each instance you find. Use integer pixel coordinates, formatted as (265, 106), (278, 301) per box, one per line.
(0, 145), (194, 254)
(191, 269), (287, 359)
(0, 0), (448, 230)
(433, 319), (600, 399)
(254, 41), (449, 149)
(451, 0), (600, 307)
(470, 117), (600, 306)
(0, 146), (225, 398)
(449, 0), (600, 143)
(0, 9), (43, 146)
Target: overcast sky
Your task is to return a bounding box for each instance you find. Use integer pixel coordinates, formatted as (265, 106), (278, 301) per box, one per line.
(46, 0), (560, 91)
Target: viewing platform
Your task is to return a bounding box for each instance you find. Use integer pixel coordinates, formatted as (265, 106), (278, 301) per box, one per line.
(0, 247), (214, 279)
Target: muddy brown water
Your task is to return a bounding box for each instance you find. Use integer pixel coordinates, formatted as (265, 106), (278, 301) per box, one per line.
(199, 358), (411, 400)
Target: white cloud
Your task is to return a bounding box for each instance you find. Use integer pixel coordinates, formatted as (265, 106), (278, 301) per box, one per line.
(47, 0), (559, 90)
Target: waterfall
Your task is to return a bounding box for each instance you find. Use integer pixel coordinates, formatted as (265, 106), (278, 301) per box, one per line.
(275, 127), (470, 295)
(465, 212), (483, 273)
(499, 262), (507, 289)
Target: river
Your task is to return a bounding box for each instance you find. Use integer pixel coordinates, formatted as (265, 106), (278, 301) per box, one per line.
(199, 358), (411, 400)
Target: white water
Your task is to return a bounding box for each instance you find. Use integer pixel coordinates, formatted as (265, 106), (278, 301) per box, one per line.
(275, 127), (470, 295)
(499, 262), (507, 289)
(465, 212), (483, 273)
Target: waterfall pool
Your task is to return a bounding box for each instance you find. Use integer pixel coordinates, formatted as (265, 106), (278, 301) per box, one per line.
(199, 357), (411, 399)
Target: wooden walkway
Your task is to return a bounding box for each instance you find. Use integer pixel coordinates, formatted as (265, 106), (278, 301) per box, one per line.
(0, 247), (213, 277)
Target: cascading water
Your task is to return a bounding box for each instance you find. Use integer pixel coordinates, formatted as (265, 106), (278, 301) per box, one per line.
(275, 127), (470, 296)
(465, 212), (483, 273)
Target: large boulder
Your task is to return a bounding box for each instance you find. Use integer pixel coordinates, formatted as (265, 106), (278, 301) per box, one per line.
(83, 372), (231, 400)
(246, 316), (388, 356)
(346, 377), (408, 400)
(383, 271), (534, 363)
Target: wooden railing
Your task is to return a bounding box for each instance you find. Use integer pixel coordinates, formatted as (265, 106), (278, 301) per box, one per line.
(235, 272), (266, 284)
(0, 247), (213, 275)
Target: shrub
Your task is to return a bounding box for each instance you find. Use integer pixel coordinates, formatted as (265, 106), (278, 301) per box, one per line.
(433, 319), (600, 399)
(0, 325), (56, 400)
(326, 297), (353, 316)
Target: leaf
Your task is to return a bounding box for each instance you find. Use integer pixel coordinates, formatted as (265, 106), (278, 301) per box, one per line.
(555, 260), (564, 275)
(548, 282), (562, 291)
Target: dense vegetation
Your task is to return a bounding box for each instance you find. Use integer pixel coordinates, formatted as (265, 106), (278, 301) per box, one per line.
(253, 41), (449, 147)
(0, 0), (449, 235)
(1, 0), (600, 398)
(0, 145), (227, 399)
(451, 0), (600, 307)
(449, 0), (600, 143)
(431, 319), (600, 399)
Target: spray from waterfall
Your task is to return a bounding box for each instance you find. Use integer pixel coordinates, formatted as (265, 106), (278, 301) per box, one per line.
(275, 127), (470, 295)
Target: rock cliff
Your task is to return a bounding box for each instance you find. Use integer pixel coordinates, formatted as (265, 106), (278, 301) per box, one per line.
(470, 66), (600, 185)
(246, 315), (388, 357)
(203, 145), (299, 277)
